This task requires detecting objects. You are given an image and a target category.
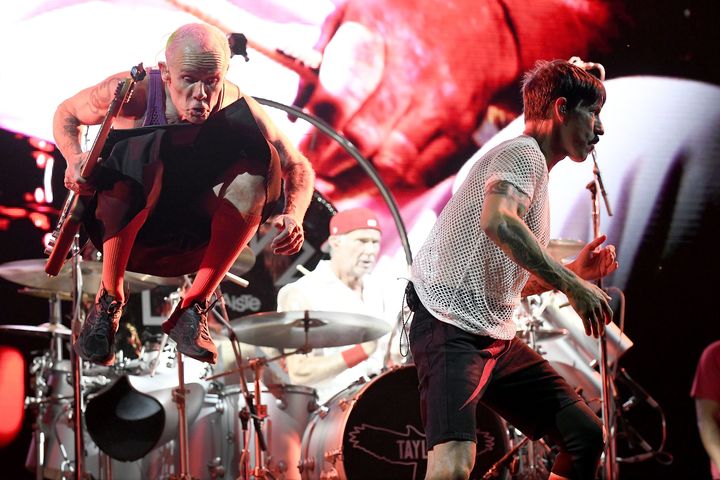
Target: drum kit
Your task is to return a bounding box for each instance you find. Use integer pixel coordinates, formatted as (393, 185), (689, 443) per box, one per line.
(1, 252), (407, 480)
(0, 236), (645, 480)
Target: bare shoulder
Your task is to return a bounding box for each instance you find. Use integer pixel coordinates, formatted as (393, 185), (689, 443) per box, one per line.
(118, 72), (149, 120)
(69, 70), (149, 127)
(238, 91), (279, 140)
(221, 80), (243, 106)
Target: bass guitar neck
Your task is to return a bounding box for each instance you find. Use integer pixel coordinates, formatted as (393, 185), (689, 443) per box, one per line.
(44, 63), (147, 276)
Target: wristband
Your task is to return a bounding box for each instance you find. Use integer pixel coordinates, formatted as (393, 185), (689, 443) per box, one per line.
(341, 344), (369, 368)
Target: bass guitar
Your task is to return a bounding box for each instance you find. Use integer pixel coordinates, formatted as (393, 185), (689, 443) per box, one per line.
(44, 63), (146, 276)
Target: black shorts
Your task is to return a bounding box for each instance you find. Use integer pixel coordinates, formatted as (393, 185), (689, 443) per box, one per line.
(409, 299), (583, 450)
(85, 98), (282, 277)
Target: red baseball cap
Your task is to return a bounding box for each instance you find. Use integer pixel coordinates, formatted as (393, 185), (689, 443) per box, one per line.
(322, 207), (381, 252)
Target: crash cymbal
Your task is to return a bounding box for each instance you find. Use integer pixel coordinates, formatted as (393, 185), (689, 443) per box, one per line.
(17, 287), (73, 301)
(0, 259), (101, 294)
(516, 327), (569, 342)
(547, 239), (585, 261)
(0, 259), (184, 295)
(0, 323), (71, 339)
(231, 310), (391, 349)
(228, 247), (255, 277)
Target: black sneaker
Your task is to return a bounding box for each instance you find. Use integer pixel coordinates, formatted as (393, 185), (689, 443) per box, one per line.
(73, 291), (123, 365)
(161, 299), (218, 364)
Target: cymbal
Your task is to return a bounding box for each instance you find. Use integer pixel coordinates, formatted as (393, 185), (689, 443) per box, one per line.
(231, 310), (391, 349)
(228, 247), (255, 276)
(547, 239), (585, 261)
(18, 287), (73, 301)
(0, 259), (184, 295)
(516, 327), (569, 342)
(0, 323), (71, 339)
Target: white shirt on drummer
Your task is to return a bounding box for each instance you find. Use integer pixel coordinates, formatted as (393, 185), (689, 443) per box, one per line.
(277, 260), (398, 403)
(411, 135), (550, 340)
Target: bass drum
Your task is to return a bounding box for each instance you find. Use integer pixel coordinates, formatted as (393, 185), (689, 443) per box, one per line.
(299, 365), (510, 480)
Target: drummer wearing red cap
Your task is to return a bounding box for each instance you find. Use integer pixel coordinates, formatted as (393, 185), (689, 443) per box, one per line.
(277, 207), (401, 403)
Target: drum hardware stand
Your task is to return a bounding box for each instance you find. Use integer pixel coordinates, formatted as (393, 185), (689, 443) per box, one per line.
(482, 435), (530, 480)
(26, 357), (51, 480)
(68, 235), (86, 480)
(169, 351), (197, 480)
(517, 297), (549, 477)
(148, 285), (183, 378)
(147, 332), (170, 377)
(48, 291), (65, 362)
(211, 286), (271, 480)
(587, 149), (618, 480)
(26, 288), (69, 480)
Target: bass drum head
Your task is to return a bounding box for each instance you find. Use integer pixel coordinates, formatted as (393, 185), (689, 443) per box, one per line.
(308, 365), (510, 480)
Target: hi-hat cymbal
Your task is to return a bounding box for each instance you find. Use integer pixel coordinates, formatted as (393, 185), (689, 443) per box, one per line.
(516, 327), (569, 342)
(231, 310), (391, 349)
(547, 239), (585, 261)
(0, 323), (71, 339)
(0, 259), (184, 295)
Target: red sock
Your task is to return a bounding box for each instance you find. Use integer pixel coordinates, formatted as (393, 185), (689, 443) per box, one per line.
(100, 208), (149, 303)
(182, 201), (261, 307)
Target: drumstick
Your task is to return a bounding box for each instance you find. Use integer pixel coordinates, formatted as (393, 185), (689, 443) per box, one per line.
(224, 271), (250, 288)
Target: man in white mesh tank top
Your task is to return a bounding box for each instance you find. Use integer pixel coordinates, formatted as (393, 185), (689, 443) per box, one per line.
(407, 59), (618, 480)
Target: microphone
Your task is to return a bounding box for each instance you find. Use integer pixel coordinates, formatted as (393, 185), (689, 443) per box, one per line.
(592, 151), (613, 216)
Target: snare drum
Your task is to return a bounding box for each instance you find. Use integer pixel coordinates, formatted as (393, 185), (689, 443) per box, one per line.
(299, 365), (510, 480)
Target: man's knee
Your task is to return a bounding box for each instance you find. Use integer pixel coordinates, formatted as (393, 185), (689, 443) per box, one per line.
(426, 440), (475, 480)
(573, 406), (604, 459)
(214, 172), (266, 214)
(550, 402), (605, 478)
(427, 462), (472, 480)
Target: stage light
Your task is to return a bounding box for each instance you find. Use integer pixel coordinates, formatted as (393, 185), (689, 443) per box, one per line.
(28, 212), (50, 230)
(32, 151), (50, 168)
(27, 137), (55, 153)
(34, 187), (45, 203)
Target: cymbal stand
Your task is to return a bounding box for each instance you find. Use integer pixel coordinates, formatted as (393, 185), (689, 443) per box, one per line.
(69, 235), (85, 480)
(212, 287), (269, 479)
(204, 349), (307, 384)
(586, 150), (618, 479)
(518, 297), (548, 477)
(170, 352), (196, 480)
(27, 291), (68, 479)
(48, 292), (65, 362)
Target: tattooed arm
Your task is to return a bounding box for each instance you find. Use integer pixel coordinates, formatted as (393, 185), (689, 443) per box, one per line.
(245, 94), (316, 255)
(480, 179), (612, 337)
(53, 72), (147, 194)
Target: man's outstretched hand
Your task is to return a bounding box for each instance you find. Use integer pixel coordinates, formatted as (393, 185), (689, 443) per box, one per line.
(268, 213), (305, 255)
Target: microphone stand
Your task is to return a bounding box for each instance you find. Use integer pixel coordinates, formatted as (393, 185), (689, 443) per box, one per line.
(586, 150), (617, 480)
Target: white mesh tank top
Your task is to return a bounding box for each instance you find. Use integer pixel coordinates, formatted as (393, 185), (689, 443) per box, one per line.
(411, 135), (550, 339)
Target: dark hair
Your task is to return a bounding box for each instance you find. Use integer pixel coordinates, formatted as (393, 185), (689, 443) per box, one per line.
(522, 59), (606, 121)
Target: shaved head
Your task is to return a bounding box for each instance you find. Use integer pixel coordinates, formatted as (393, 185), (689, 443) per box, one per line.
(165, 23), (230, 71)
(161, 23), (232, 123)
